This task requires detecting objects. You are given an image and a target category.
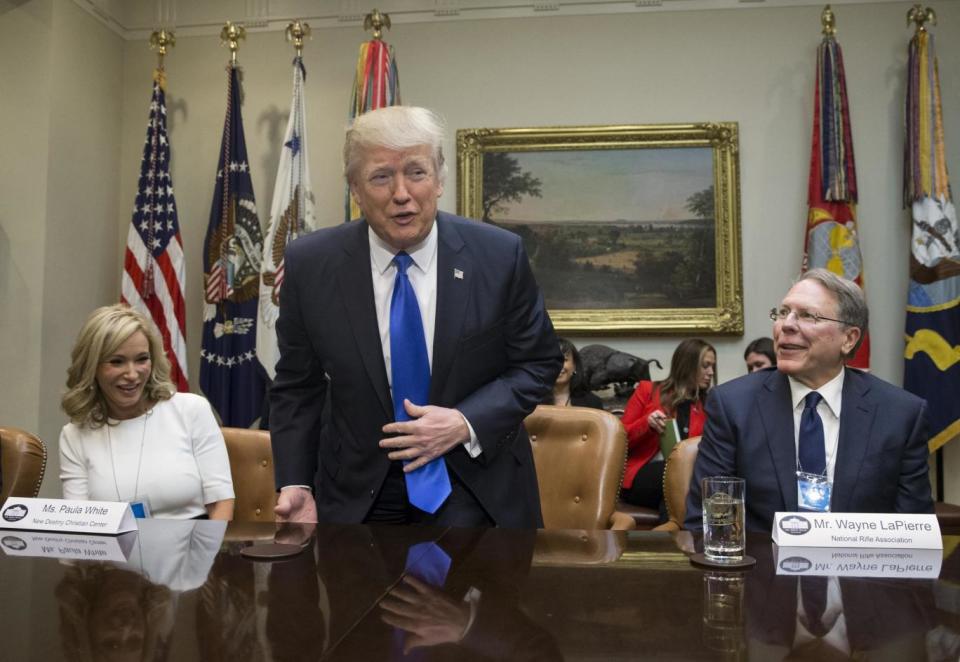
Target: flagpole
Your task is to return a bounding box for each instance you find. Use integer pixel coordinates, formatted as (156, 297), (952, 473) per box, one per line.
(149, 28), (175, 72)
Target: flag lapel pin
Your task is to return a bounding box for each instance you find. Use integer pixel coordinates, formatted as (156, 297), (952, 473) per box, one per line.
(453, 268), (464, 280)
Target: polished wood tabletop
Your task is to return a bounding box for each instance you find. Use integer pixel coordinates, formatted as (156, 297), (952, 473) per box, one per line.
(1, 519), (959, 660)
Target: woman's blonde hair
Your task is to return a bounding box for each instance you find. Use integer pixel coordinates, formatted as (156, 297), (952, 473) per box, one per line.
(61, 304), (174, 427)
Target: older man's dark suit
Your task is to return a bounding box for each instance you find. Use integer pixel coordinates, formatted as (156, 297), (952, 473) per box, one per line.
(686, 367), (933, 533)
(269, 212), (561, 527)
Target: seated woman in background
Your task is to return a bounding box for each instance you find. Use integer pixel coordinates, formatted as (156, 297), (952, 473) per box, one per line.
(548, 337), (604, 409)
(620, 339), (716, 510)
(743, 336), (776, 373)
(60, 305), (234, 520)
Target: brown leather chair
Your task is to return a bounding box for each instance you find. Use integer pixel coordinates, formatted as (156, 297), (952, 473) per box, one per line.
(653, 435), (701, 532)
(222, 427), (277, 522)
(526, 405), (636, 530)
(0, 427), (48, 503)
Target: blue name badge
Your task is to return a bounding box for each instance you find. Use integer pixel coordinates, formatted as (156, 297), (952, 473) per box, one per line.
(797, 471), (831, 512)
(130, 498), (152, 519)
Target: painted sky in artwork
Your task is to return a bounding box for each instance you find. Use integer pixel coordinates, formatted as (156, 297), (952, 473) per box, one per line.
(493, 147), (713, 223)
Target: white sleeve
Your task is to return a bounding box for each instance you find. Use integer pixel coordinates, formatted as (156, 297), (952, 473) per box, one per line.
(188, 397), (236, 504)
(59, 425), (89, 501)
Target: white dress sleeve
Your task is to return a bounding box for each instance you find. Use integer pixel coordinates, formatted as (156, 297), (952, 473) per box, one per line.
(186, 396), (235, 505)
(59, 424), (89, 501)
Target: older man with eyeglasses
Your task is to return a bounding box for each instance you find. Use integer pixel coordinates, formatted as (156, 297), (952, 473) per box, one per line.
(686, 268), (934, 533)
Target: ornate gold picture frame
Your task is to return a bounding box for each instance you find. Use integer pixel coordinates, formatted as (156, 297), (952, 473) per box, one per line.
(456, 123), (743, 334)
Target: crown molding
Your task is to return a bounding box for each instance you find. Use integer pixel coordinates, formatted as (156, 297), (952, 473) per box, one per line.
(71, 0), (913, 41)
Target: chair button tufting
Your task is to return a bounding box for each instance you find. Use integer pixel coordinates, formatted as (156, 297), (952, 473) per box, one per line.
(260, 459), (268, 467)
(581, 434), (588, 441)
(255, 508), (262, 516)
(573, 496), (581, 503)
(530, 435), (537, 442)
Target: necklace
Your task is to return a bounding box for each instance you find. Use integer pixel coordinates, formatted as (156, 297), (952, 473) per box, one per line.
(107, 410), (150, 503)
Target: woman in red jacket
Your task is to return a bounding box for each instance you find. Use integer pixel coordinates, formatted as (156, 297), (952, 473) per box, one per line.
(620, 338), (716, 510)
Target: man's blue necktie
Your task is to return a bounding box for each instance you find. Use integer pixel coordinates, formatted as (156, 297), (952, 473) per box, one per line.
(798, 391), (826, 475)
(389, 252), (451, 514)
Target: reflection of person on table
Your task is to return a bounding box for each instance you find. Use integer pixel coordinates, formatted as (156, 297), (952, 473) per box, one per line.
(620, 339), (716, 511)
(686, 269), (933, 533)
(56, 564), (175, 662)
(544, 337), (604, 409)
(270, 106), (561, 527)
(59, 305), (235, 520)
(745, 539), (937, 659)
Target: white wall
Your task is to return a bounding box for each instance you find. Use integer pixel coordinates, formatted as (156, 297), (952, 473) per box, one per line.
(0, 0), (124, 496)
(2, 1), (959, 498)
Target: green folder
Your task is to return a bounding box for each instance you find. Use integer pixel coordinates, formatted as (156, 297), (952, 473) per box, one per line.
(659, 418), (681, 458)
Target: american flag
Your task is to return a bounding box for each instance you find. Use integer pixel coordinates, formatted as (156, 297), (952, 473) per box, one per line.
(200, 64), (266, 428)
(121, 70), (188, 391)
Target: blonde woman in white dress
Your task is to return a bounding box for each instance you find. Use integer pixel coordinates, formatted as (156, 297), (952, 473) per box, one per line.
(60, 304), (234, 520)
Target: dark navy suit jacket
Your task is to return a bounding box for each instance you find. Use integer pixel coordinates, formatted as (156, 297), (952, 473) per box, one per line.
(269, 212), (561, 527)
(685, 367), (934, 533)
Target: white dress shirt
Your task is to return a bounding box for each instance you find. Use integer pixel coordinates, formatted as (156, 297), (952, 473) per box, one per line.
(794, 576), (850, 655)
(789, 368), (844, 485)
(368, 224), (481, 456)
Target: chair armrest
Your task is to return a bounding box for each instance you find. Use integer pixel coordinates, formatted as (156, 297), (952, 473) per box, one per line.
(609, 510), (638, 531)
(652, 520), (680, 532)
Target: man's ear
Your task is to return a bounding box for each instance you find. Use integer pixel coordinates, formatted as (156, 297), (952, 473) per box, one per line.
(842, 325), (862, 357)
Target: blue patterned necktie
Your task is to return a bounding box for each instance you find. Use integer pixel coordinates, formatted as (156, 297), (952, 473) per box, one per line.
(389, 252), (451, 513)
(798, 391), (826, 475)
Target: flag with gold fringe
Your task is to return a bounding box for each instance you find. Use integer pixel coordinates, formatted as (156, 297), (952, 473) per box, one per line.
(346, 10), (401, 222)
(903, 21), (960, 452)
(200, 63), (266, 428)
(257, 54), (316, 380)
(802, 14), (870, 368)
(122, 67), (190, 392)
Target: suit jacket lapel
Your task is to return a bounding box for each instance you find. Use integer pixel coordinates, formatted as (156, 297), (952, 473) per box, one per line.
(758, 371), (800, 511)
(336, 221), (393, 420)
(430, 215), (471, 404)
(831, 368), (875, 512)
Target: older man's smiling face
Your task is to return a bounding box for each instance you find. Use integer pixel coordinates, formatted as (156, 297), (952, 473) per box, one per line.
(774, 279), (860, 389)
(350, 144), (442, 251)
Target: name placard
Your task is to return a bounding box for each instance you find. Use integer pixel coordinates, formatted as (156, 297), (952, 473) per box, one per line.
(0, 498), (138, 535)
(775, 544), (942, 579)
(0, 529), (137, 562)
(772, 512), (942, 549)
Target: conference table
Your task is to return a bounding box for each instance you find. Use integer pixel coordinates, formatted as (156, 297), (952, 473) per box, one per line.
(1, 519), (960, 660)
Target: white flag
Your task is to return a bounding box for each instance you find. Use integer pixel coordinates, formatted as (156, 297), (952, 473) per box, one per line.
(257, 57), (316, 378)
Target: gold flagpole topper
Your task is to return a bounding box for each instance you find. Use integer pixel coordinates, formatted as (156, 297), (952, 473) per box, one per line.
(364, 8), (391, 40)
(286, 20), (311, 56)
(220, 22), (246, 64)
(149, 28), (175, 70)
(820, 5), (836, 37)
(907, 4), (936, 34)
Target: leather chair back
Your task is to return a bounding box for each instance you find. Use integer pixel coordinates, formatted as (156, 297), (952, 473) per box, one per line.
(222, 427), (276, 522)
(658, 436), (701, 531)
(0, 427), (47, 503)
(526, 405), (633, 530)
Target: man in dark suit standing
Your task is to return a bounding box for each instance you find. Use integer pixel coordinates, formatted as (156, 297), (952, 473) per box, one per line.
(269, 106), (561, 527)
(686, 269), (933, 533)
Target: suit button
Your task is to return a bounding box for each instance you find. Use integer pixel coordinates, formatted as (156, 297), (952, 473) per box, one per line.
(370, 489), (375, 498)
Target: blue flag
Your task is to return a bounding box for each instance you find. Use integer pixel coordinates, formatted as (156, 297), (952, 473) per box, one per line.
(902, 29), (960, 452)
(201, 65), (266, 427)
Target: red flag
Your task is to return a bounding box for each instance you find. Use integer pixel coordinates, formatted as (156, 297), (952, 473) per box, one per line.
(803, 30), (870, 368)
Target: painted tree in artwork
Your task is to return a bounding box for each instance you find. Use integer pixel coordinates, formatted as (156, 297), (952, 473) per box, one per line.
(686, 186), (714, 220)
(481, 152), (543, 222)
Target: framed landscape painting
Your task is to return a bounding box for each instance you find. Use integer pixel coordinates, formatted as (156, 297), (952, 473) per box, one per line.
(456, 123), (743, 334)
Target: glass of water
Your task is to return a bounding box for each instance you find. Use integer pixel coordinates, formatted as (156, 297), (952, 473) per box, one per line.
(702, 476), (745, 563)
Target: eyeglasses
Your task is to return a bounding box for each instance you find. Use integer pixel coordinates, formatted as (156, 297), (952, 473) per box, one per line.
(769, 306), (855, 327)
